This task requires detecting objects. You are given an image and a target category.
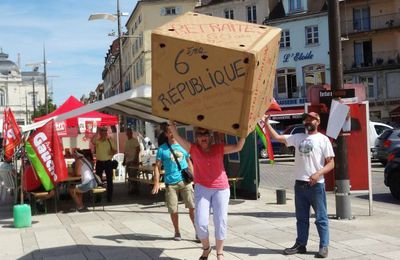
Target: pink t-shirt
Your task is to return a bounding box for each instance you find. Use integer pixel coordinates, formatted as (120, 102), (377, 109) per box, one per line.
(190, 143), (229, 189)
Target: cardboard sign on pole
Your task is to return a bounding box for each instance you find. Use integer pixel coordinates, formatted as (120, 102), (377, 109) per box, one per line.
(151, 12), (281, 137)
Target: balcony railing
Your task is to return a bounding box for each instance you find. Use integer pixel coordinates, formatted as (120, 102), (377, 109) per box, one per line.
(341, 12), (400, 35)
(343, 50), (400, 71)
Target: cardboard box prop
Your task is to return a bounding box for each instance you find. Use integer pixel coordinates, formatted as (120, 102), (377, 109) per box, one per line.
(151, 12), (281, 137)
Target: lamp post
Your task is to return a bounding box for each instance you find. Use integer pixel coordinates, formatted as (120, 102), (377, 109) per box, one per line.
(43, 45), (48, 113)
(89, 0), (128, 94)
(25, 45), (50, 114)
(32, 77), (36, 116)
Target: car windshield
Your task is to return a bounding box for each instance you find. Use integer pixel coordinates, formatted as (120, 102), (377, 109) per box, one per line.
(375, 125), (392, 135)
(378, 129), (393, 140)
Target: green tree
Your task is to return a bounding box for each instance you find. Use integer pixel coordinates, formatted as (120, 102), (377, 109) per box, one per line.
(31, 98), (57, 120)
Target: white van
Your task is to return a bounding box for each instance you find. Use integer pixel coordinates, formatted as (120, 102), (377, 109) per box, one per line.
(369, 121), (393, 158)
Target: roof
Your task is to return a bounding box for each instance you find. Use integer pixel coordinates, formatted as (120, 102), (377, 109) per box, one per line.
(0, 50), (20, 76)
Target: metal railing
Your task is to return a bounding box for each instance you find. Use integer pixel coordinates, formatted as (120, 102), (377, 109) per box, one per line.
(343, 50), (400, 71)
(341, 12), (400, 35)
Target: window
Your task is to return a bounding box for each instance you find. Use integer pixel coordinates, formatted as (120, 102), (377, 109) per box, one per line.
(303, 64), (326, 89)
(132, 42), (136, 56)
(359, 75), (375, 99)
(247, 5), (257, 23)
(224, 9), (234, 19)
(0, 89), (5, 106)
(353, 7), (370, 32)
(140, 33), (143, 47)
(354, 40), (372, 67)
(276, 68), (297, 98)
(161, 7), (181, 16)
(289, 0), (303, 13)
(305, 26), (318, 45)
(280, 30), (290, 48)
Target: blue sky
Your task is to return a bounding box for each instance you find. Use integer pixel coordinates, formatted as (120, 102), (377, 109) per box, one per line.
(0, 0), (137, 106)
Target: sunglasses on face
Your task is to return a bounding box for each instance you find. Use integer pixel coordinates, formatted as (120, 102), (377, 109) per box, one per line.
(196, 131), (210, 137)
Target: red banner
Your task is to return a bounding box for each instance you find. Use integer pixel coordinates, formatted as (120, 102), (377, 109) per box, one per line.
(2, 108), (22, 162)
(26, 120), (68, 186)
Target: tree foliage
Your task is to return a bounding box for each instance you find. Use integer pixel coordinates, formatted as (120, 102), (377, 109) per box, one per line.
(31, 98), (57, 120)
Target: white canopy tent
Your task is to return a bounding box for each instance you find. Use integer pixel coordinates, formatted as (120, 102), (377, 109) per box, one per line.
(56, 84), (165, 124)
(20, 85), (165, 153)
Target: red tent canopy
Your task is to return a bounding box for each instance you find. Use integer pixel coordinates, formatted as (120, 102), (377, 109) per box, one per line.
(34, 96), (118, 127)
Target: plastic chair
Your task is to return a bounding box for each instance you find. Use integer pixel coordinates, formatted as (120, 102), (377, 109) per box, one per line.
(112, 153), (125, 181)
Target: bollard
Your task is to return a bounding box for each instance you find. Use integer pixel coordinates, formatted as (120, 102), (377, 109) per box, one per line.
(276, 189), (286, 204)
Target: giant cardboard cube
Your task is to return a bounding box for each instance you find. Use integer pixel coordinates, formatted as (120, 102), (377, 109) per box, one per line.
(151, 12), (281, 137)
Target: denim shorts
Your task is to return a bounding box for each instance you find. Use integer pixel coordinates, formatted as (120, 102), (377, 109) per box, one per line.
(76, 179), (97, 193)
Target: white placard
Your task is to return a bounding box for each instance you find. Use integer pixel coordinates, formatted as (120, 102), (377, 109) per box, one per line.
(326, 99), (350, 139)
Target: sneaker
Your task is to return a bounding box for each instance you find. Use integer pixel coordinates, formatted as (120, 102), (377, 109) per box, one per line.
(77, 207), (90, 213)
(195, 234), (201, 243)
(315, 246), (328, 258)
(174, 233), (181, 241)
(283, 242), (307, 255)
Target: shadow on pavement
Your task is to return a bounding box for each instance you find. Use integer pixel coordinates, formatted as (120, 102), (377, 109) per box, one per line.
(17, 244), (180, 260)
(229, 211), (295, 218)
(356, 193), (400, 205)
(94, 233), (177, 243)
(224, 245), (283, 256)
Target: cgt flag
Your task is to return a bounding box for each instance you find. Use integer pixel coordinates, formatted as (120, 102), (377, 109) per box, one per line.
(25, 119), (68, 191)
(2, 108), (22, 162)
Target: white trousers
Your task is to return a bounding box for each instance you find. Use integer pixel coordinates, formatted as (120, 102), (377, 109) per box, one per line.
(194, 184), (230, 240)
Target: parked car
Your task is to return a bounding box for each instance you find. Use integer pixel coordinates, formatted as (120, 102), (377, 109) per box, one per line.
(374, 129), (400, 165)
(384, 148), (400, 199)
(370, 121), (393, 158)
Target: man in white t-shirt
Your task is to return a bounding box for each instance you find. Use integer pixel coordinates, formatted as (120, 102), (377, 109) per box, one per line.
(265, 112), (335, 258)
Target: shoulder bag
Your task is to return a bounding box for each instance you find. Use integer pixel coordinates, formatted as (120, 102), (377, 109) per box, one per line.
(166, 142), (193, 184)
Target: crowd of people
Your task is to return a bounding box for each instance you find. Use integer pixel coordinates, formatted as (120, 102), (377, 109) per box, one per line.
(60, 110), (333, 259)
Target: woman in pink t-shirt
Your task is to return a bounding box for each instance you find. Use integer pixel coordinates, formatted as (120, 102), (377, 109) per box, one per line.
(170, 121), (245, 260)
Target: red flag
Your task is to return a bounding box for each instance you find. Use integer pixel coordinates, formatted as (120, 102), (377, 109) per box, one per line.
(25, 120), (68, 190)
(268, 98), (282, 111)
(2, 108), (22, 161)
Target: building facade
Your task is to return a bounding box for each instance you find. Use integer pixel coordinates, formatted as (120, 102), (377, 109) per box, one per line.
(264, 0), (329, 127)
(195, 0), (269, 24)
(339, 0), (400, 124)
(0, 50), (46, 125)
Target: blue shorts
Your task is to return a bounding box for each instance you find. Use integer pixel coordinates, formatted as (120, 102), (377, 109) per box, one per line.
(76, 179), (97, 193)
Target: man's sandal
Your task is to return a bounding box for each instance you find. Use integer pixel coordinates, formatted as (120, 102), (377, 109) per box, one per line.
(217, 253), (224, 259)
(199, 247), (212, 260)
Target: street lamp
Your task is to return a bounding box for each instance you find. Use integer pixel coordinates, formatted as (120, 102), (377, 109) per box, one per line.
(89, 0), (128, 94)
(25, 45), (50, 114)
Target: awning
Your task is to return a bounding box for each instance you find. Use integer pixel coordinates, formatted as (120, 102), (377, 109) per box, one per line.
(56, 84), (165, 124)
(269, 108), (304, 120)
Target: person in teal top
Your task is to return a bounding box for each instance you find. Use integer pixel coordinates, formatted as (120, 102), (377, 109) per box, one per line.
(152, 123), (197, 242)
(156, 143), (189, 184)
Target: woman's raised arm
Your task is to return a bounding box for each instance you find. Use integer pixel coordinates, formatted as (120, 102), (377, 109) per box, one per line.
(168, 120), (192, 152)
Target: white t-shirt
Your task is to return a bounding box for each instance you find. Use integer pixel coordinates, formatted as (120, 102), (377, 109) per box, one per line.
(285, 132), (335, 183)
(78, 158), (95, 185)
